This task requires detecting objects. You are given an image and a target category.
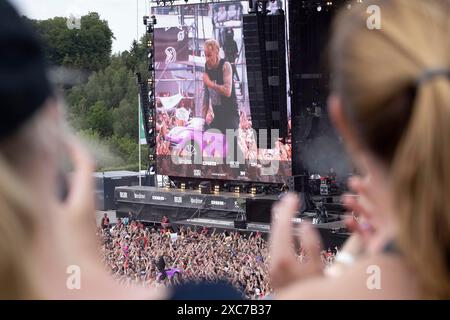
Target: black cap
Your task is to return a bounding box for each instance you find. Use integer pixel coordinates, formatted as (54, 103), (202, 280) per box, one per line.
(0, 0), (52, 140)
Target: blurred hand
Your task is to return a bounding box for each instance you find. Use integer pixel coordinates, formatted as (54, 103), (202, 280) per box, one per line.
(56, 134), (99, 263)
(269, 193), (323, 290)
(342, 175), (392, 254)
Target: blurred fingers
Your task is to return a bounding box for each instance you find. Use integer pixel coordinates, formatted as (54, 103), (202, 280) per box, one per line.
(298, 223), (322, 273)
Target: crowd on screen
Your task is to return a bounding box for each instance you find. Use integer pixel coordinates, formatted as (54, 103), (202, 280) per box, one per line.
(98, 217), (337, 299)
(155, 99), (292, 163)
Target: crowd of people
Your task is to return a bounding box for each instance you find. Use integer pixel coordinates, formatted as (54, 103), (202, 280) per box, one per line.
(97, 219), (337, 300)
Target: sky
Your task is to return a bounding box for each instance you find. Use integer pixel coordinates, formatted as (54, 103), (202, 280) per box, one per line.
(9, 0), (151, 54)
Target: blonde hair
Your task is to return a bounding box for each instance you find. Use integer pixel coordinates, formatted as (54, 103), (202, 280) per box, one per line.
(0, 99), (64, 299)
(204, 39), (220, 53)
(330, 0), (450, 298)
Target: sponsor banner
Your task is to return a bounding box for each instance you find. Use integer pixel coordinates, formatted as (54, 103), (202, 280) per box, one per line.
(115, 187), (245, 212)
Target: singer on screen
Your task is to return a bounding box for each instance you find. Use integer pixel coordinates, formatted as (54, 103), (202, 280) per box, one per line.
(202, 39), (240, 135)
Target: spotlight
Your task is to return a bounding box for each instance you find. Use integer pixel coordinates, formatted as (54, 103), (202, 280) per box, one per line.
(317, 5), (322, 11)
(149, 154), (155, 161)
(181, 183), (186, 190)
(214, 185), (220, 193)
(326, 1), (332, 5)
(251, 187), (257, 195)
(234, 186), (240, 194)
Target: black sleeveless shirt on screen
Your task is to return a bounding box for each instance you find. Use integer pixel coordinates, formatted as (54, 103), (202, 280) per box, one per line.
(205, 59), (239, 134)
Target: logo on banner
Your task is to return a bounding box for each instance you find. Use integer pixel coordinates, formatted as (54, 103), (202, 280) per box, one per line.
(174, 196), (182, 203)
(119, 192), (128, 199)
(193, 169), (201, 177)
(134, 193), (146, 199)
(152, 195), (165, 201)
(211, 200), (225, 206)
(190, 197), (203, 205)
(165, 47), (177, 64)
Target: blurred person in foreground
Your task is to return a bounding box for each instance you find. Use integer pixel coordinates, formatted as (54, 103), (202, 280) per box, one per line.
(0, 0), (241, 300)
(0, 0), (167, 300)
(269, 0), (450, 299)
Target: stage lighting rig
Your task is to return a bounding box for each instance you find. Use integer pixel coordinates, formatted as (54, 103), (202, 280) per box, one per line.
(138, 8), (157, 180)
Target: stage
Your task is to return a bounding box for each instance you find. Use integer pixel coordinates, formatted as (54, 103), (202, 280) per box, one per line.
(114, 186), (349, 247)
(115, 185), (279, 222)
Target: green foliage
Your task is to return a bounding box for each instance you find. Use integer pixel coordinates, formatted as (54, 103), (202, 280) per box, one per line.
(113, 98), (139, 139)
(85, 101), (113, 137)
(29, 12), (151, 171)
(26, 13), (114, 72)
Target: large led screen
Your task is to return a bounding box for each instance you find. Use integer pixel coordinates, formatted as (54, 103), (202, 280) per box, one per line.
(152, 1), (291, 183)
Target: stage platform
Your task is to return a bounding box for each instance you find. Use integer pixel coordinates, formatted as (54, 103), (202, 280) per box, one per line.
(114, 186), (349, 247)
(115, 186), (278, 212)
(115, 185), (280, 223)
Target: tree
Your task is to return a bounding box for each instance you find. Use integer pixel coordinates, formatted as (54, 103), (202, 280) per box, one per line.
(25, 12), (114, 72)
(28, 17), (151, 171)
(113, 98), (138, 139)
(85, 101), (113, 137)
